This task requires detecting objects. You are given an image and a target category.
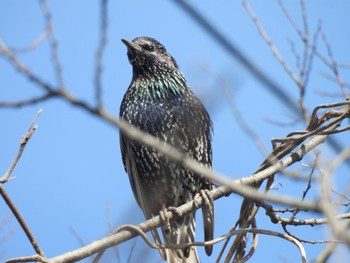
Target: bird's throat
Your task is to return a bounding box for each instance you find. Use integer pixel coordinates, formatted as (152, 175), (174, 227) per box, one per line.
(132, 70), (187, 102)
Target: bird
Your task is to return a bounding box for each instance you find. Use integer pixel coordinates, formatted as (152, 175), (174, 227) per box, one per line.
(119, 36), (214, 263)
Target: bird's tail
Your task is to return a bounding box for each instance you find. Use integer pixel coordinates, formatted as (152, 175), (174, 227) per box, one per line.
(162, 213), (199, 263)
(166, 246), (199, 263)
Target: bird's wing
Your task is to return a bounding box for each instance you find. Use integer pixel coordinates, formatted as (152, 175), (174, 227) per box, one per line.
(120, 132), (144, 209)
(120, 132), (167, 260)
(171, 94), (214, 256)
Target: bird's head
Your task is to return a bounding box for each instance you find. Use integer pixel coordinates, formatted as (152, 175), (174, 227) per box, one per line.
(121, 37), (179, 75)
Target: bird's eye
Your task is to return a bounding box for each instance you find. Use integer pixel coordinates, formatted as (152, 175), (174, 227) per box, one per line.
(142, 44), (155, 52)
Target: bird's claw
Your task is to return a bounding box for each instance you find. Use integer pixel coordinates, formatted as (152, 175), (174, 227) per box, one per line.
(159, 205), (183, 234)
(159, 206), (171, 233)
(194, 189), (213, 211)
(201, 189), (213, 209)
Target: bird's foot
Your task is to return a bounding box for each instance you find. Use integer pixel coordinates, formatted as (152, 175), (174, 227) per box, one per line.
(159, 205), (183, 234)
(159, 205), (171, 233)
(194, 189), (214, 211)
(194, 189), (214, 222)
(167, 206), (183, 218)
(201, 189), (214, 206)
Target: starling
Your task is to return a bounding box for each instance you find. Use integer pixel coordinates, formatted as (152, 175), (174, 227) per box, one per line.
(119, 36), (214, 262)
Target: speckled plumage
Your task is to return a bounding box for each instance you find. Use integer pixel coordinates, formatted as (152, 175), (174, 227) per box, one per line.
(119, 37), (213, 262)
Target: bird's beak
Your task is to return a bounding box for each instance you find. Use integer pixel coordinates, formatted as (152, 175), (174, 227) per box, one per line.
(121, 39), (142, 53)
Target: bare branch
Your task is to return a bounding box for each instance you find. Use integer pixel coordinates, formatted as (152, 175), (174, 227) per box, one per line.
(0, 186), (45, 257)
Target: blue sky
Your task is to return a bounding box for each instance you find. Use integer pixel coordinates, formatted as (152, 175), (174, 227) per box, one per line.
(1, 1), (350, 262)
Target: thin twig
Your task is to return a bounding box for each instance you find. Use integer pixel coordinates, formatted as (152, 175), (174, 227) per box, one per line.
(300, 0), (309, 82)
(9, 30), (48, 54)
(320, 29), (348, 97)
(243, 0), (301, 86)
(260, 200), (350, 226)
(289, 153), (317, 221)
(69, 227), (86, 247)
(105, 201), (121, 263)
(0, 214), (18, 245)
(319, 71), (350, 88)
(94, 0), (108, 108)
(1, 109), (43, 183)
(126, 238), (137, 263)
(0, 40), (52, 92)
(172, 0), (300, 114)
(0, 109), (44, 257)
(281, 222), (340, 245)
(0, 93), (54, 108)
(276, 0), (303, 39)
(39, 0), (65, 90)
(288, 38), (301, 71)
(3, 255), (46, 263)
(301, 20), (321, 90)
(297, 0), (310, 121)
(202, 65), (269, 156)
